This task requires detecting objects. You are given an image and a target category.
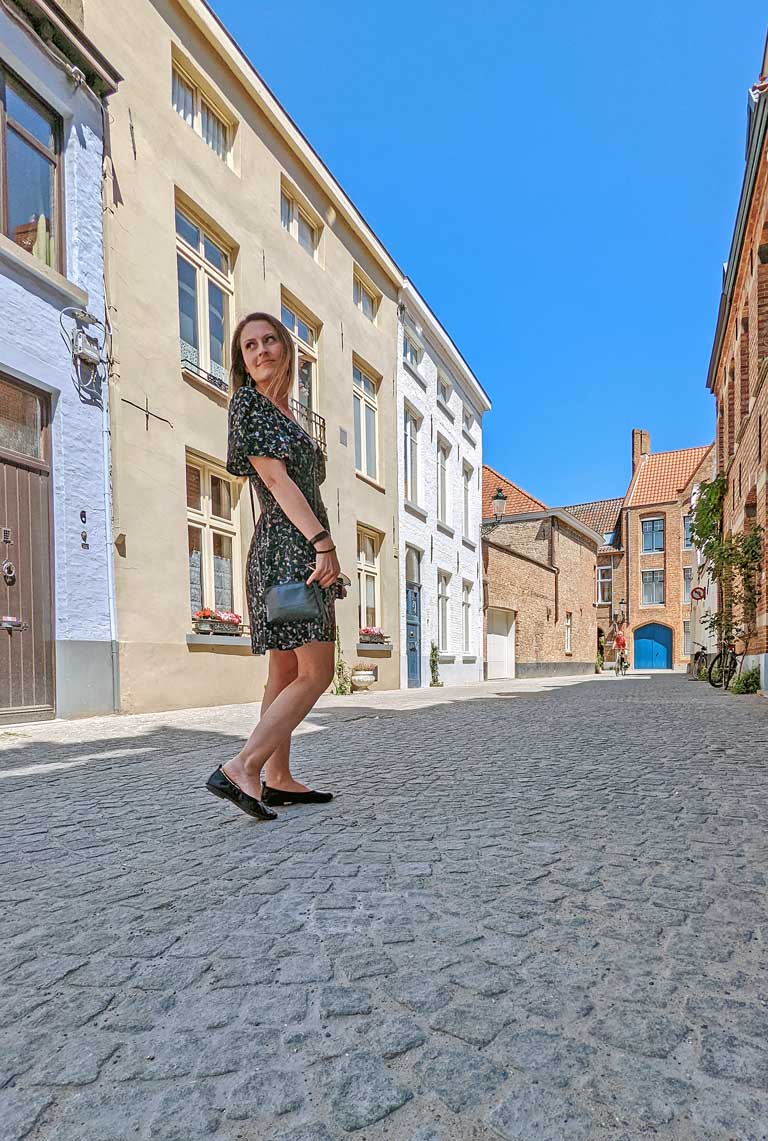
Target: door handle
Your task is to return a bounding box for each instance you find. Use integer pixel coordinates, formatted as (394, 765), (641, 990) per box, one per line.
(1, 616), (27, 631)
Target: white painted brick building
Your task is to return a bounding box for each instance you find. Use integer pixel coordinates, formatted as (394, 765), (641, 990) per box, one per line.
(0, 2), (120, 721)
(396, 280), (491, 688)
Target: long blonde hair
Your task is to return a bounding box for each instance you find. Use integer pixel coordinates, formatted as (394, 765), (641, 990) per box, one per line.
(230, 312), (294, 403)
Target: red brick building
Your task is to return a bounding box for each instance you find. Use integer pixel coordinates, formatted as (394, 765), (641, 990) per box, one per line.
(481, 466), (601, 678)
(705, 51), (768, 686)
(565, 432), (712, 670)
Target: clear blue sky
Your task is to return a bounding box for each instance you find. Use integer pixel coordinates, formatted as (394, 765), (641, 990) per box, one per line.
(210, 0), (766, 505)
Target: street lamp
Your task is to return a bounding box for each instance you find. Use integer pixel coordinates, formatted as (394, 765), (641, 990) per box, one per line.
(491, 487), (507, 520)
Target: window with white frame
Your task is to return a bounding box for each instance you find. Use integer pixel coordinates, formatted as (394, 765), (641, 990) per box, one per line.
(186, 457), (239, 617)
(172, 65), (230, 162)
(437, 439), (450, 524)
(462, 406), (474, 434)
(353, 362), (378, 480)
(404, 406), (419, 503)
(403, 333), (420, 368)
(462, 463), (472, 537)
(597, 565), (612, 604)
(353, 273), (377, 321)
(357, 527), (379, 629)
(281, 297), (319, 416)
(642, 569), (665, 605)
(683, 620), (691, 656)
(462, 582), (472, 653)
(642, 517), (664, 552)
(565, 611), (573, 653)
(176, 205), (232, 390)
(683, 514), (693, 549)
(437, 375), (451, 405)
(280, 187), (319, 257)
(683, 566), (692, 603)
(438, 571), (450, 651)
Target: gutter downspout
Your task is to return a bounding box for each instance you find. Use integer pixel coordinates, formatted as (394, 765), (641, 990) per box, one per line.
(549, 518), (560, 624)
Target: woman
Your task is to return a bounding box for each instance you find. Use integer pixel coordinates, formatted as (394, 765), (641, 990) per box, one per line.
(206, 312), (342, 821)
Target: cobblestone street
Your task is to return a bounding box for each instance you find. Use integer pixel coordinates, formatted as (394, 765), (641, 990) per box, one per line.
(2, 674), (768, 1140)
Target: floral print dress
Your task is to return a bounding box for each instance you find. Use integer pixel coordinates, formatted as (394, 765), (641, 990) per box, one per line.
(226, 383), (336, 654)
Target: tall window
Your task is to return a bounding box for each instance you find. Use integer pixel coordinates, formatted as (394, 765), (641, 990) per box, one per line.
(176, 206), (232, 391)
(642, 569), (665, 605)
(353, 274), (377, 321)
(565, 612), (572, 653)
(683, 566), (693, 603)
(597, 565), (612, 604)
(172, 65), (229, 162)
(462, 582), (472, 653)
(280, 189), (319, 256)
(357, 527), (379, 629)
(683, 620), (691, 656)
(642, 517), (664, 552)
(437, 375), (451, 405)
(1, 66), (60, 270)
(462, 407), (474, 435)
(186, 458), (239, 616)
(683, 514), (693, 549)
(438, 571), (450, 651)
(462, 464), (472, 537)
(281, 299), (318, 413)
(404, 407), (419, 503)
(403, 333), (420, 368)
(353, 363), (378, 480)
(437, 440), (450, 524)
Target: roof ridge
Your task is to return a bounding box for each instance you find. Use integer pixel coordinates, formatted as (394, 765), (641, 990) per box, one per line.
(482, 463), (547, 509)
(643, 444), (711, 459)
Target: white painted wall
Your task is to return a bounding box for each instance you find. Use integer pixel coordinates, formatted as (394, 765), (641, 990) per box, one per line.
(0, 9), (115, 715)
(396, 302), (487, 688)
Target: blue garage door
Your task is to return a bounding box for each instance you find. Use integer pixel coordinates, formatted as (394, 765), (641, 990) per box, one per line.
(634, 623), (672, 669)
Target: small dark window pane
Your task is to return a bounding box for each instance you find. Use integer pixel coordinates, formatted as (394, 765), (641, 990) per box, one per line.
(207, 280), (226, 367)
(186, 464), (202, 510)
(177, 255), (198, 349)
(175, 208), (200, 249)
(211, 475), (231, 520)
(203, 236), (227, 272)
(0, 377), (41, 458)
(7, 128), (55, 266)
(6, 80), (54, 149)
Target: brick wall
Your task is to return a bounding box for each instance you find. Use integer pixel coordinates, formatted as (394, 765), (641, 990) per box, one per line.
(626, 503), (694, 665)
(483, 516), (597, 675)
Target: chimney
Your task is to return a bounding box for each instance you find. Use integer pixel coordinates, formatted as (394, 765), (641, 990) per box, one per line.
(632, 428), (651, 473)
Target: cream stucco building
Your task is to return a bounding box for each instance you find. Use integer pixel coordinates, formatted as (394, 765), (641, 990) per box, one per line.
(82, 0), (405, 711)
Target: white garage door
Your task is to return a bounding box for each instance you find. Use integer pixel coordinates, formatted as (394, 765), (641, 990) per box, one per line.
(487, 608), (515, 679)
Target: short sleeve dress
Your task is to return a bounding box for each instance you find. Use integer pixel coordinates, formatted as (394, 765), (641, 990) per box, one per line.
(226, 383), (336, 654)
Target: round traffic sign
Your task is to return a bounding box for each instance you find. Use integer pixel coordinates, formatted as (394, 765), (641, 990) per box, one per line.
(690, 586), (706, 601)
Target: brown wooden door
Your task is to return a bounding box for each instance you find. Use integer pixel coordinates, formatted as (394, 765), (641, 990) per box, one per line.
(0, 376), (54, 723)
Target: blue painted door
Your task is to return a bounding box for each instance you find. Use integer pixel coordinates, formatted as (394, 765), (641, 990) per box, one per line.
(633, 623), (672, 669)
(406, 584), (421, 687)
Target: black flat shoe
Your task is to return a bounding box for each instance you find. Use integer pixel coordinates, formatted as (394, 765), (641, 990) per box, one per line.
(261, 782), (334, 807)
(206, 765), (278, 821)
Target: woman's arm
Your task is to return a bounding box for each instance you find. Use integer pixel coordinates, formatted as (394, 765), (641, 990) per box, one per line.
(249, 456), (340, 587)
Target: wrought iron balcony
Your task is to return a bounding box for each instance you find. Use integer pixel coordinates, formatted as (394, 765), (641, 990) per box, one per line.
(290, 398), (327, 455)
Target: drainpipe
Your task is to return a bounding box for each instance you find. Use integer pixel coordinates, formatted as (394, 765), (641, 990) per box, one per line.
(549, 516), (560, 623)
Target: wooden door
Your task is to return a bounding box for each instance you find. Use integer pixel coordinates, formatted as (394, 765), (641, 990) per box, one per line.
(0, 376), (54, 723)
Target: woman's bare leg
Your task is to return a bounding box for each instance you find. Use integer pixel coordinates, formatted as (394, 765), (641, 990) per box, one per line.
(223, 641), (334, 799)
(259, 649), (312, 792)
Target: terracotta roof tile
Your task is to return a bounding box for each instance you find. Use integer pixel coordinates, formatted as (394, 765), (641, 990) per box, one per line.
(482, 464), (547, 518)
(624, 446), (712, 508)
(561, 497), (623, 539)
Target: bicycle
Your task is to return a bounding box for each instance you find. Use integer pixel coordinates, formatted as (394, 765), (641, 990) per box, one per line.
(708, 642), (739, 690)
(688, 641), (708, 680)
(614, 652), (628, 677)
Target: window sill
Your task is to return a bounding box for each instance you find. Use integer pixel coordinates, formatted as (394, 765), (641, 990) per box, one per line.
(436, 399), (455, 422)
(436, 521), (455, 537)
(462, 537), (477, 551)
(402, 359), (426, 388)
(438, 652), (455, 663)
(0, 232), (88, 308)
(186, 633), (252, 648)
(356, 642), (392, 655)
(405, 499), (428, 521)
(182, 365), (229, 401)
(462, 654), (477, 663)
(355, 471), (386, 494)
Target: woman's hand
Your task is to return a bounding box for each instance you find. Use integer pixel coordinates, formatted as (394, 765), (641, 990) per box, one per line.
(307, 549), (341, 589)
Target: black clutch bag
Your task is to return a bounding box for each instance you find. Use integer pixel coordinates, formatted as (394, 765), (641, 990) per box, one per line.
(265, 581), (323, 624)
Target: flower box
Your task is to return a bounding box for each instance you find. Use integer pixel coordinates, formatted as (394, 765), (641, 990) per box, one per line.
(359, 627), (387, 644)
(193, 609), (243, 637)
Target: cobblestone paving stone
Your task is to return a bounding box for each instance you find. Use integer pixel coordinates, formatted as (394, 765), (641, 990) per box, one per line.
(1, 675), (768, 1139)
